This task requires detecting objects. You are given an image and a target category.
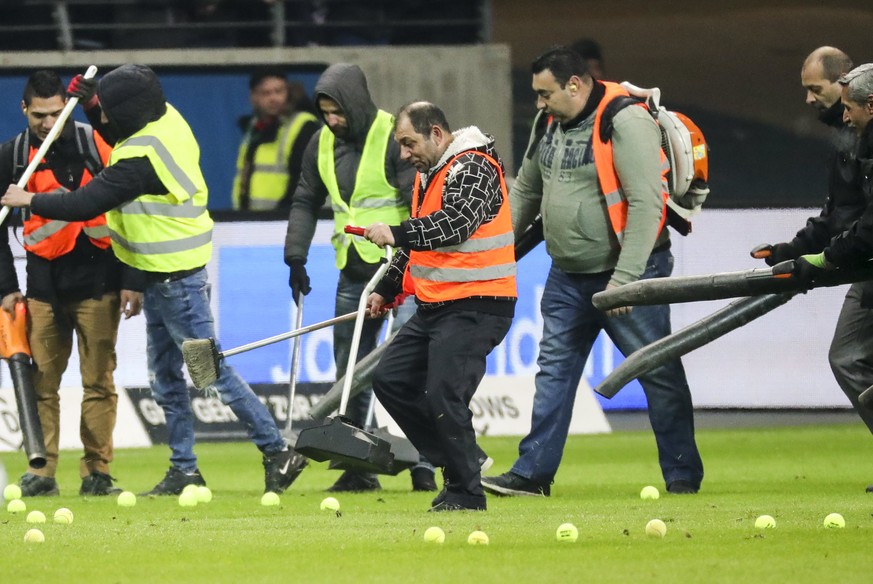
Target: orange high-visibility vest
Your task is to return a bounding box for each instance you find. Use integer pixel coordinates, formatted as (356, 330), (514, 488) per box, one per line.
(22, 127), (113, 260)
(402, 150), (517, 303)
(591, 81), (669, 244)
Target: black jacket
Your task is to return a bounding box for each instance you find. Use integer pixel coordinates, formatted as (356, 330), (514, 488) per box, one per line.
(824, 121), (873, 267)
(789, 100), (865, 254)
(0, 121), (130, 302)
(29, 65), (180, 285)
(283, 63), (416, 281)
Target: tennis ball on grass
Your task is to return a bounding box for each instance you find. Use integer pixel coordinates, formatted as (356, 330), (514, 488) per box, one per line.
(754, 515), (776, 529)
(423, 526), (445, 543)
(179, 490), (199, 507)
(4, 483), (22, 501)
(182, 484), (200, 497)
(640, 485), (660, 500)
(467, 530), (489, 545)
(117, 491), (137, 507)
(556, 522), (578, 543)
(196, 486), (213, 503)
(261, 492), (281, 507)
(645, 519), (667, 538)
(7, 498), (26, 514)
(26, 510), (46, 524)
(320, 496), (340, 511)
(23, 528), (44, 544)
(53, 508), (74, 525)
(823, 513), (845, 529)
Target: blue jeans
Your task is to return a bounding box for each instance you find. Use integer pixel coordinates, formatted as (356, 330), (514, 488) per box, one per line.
(512, 249), (704, 488)
(144, 269), (285, 471)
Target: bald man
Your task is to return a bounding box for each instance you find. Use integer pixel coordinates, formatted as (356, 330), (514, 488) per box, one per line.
(801, 46), (854, 125)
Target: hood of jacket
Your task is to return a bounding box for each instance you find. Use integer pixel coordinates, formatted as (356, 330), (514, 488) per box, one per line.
(430, 126), (501, 174)
(314, 63), (378, 143)
(97, 64), (167, 140)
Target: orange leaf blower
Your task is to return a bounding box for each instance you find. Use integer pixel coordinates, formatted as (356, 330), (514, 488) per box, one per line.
(0, 302), (46, 469)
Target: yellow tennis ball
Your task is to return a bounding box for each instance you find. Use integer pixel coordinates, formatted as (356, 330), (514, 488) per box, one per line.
(196, 486), (213, 504)
(53, 508), (74, 525)
(182, 484), (200, 497)
(7, 498), (26, 514)
(117, 491), (137, 507)
(640, 485), (660, 500)
(23, 528), (44, 544)
(645, 519), (667, 538)
(423, 526), (445, 543)
(823, 513), (845, 529)
(179, 490), (199, 507)
(467, 530), (489, 545)
(4, 484), (22, 501)
(754, 514), (776, 529)
(261, 492), (281, 507)
(26, 510), (46, 524)
(556, 522), (578, 543)
(320, 496), (340, 511)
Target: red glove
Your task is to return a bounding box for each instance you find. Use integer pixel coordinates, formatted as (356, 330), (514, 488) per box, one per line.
(67, 74), (98, 110)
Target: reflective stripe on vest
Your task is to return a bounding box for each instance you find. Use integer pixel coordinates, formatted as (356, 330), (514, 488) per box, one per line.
(22, 126), (113, 260)
(402, 150), (517, 303)
(590, 81), (669, 245)
(232, 112), (318, 210)
(106, 104), (214, 272)
(318, 110), (410, 269)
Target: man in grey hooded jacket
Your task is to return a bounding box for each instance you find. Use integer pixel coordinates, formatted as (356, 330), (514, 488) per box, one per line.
(283, 63), (435, 492)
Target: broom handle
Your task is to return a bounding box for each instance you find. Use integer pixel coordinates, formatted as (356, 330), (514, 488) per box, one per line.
(223, 311), (356, 358)
(0, 65), (98, 226)
(284, 293), (305, 433)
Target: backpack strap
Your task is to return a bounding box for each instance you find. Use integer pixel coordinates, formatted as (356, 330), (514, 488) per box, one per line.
(598, 95), (645, 143)
(11, 131), (29, 185)
(73, 121), (104, 177)
(524, 110), (552, 161)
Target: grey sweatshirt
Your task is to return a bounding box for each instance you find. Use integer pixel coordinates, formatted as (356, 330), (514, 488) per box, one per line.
(511, 89), (666, 286)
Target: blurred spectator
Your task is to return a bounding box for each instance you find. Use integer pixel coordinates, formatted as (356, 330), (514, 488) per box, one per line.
(232, 67), (320, 211)
(570, 38), (606, 80)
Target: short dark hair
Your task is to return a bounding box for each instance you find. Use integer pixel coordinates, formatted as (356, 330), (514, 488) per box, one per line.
(249, 67), (286, 91)
(396, 101), (450, 136)
(23, 70), (65, 106)
(531, 46), (588, 87)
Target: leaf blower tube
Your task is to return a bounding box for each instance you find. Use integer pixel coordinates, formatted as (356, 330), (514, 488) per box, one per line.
(1, 302), (46, 469)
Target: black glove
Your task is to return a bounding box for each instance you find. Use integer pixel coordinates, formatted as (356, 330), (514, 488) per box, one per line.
(792, 253), (828, 286)
(67, 74), (98, 110)
(751, 242), (800, 267)
(288, 260), (311, 305)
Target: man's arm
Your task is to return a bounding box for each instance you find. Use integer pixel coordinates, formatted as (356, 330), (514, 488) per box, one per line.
(509, 120), (545, 237)
(609, 107), (664, 287)
(284, 132), (328, 265)
(389, 153), (501, 251)
(0, 139), (21, 299)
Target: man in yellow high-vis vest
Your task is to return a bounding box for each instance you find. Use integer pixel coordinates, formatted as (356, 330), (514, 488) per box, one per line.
(232, 68), (319, 211)
(3, 64), (307, 497)
(283, 63), (437, 493)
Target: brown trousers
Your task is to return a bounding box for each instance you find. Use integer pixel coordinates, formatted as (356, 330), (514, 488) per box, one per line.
(26, 293), (121, 478)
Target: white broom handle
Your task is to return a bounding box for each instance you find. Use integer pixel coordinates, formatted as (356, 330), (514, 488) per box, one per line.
(0, 65), (98, 226)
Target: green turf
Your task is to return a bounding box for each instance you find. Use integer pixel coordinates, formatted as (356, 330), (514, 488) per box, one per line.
(2, 423), (871, 583)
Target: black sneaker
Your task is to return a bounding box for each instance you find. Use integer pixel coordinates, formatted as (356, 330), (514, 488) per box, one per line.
(432, 454), (497, 506)
(411, 467), (437, 492)
(80, 471), (123, 496)
(19, 473), (59, 497)
(327, 470), (381, 492)
(429, 499), (486, 512)
(481, 472), (551, 497)
(141, 467), (206, 496)
(263, 447), (308, 494)
(666, 480), (699, 494)
(866, 484), (873, 493)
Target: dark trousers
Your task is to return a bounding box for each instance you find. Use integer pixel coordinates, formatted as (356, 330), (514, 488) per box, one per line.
(829, 283), (873, 433)
(372, 308), (512, 502)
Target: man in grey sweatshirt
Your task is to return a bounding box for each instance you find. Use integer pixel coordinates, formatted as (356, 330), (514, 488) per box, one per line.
(482, 47), (703, 497)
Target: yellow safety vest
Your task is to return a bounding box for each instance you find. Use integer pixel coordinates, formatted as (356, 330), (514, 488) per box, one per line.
(232, 111), (318, 210)
(106, 104), (214, 272)
(317, 109), (409, 269)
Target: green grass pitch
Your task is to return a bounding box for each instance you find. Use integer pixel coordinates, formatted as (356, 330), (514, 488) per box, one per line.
(2, 422), (871, 583)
